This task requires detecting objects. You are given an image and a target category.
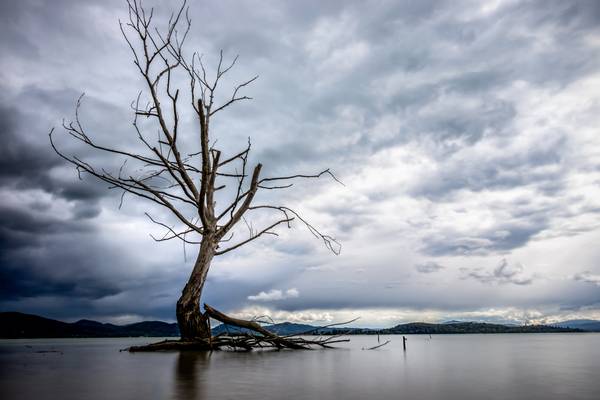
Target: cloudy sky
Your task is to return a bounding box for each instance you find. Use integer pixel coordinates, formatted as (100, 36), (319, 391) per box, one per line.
(1, 0), (600, 327)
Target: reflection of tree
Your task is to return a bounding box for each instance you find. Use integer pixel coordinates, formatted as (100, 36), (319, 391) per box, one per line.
(174, 351), (210, 400)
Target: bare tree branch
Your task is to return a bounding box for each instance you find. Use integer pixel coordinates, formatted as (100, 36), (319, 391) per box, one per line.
(215, 217), (293, 256)
(248, 205), (341, 255)
(209, 75), (259, 116)
(145, 212), (202, 244)
(260, 168), (344, 186)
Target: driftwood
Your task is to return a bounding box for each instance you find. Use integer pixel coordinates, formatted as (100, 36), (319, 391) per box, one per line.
(362, 340), (391, 350)
(127, 304), (350, 352)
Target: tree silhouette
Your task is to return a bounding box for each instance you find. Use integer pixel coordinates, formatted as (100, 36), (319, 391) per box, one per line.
(50, 0), (340, 345)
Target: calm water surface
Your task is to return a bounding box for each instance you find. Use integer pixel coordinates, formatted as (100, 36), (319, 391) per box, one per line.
(1, 334), (599, 400)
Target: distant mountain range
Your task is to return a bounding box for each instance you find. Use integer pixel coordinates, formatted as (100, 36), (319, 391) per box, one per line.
(552, 319), (600, 332)
(0, 312), (179, 338)
(380, 322), (582, 334)
(211, 321), (377, 336)
(1, 312), (597, 338)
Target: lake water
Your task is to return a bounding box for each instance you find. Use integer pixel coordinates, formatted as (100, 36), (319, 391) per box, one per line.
(1, 334), (599, 399)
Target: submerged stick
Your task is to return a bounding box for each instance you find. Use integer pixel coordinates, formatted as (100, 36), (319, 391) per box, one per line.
(363, 340), (391, 350)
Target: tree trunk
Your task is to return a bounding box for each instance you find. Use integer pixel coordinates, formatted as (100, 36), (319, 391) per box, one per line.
(176, 236), (215, 340)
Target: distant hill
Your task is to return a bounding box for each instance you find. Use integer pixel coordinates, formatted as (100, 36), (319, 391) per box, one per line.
(212, 321), (317, 336)
(553, 319), (600, 332)
(212, 321), (373, 336)
(0, 312), (593, 338)
(0, 312), (179, 338)
(380, 321), (580, 334)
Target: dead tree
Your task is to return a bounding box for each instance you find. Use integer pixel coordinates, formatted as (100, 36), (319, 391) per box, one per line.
(50, 0), (341, 346)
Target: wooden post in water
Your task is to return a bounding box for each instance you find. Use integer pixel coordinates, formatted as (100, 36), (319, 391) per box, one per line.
(403, 336), (407, 351)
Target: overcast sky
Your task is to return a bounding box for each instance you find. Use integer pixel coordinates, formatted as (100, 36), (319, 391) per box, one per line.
(1, 0), (599, 327)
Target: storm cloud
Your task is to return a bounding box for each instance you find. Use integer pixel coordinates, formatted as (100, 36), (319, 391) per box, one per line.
(1, 0), (600, 326)
(461, 259), (535, 286)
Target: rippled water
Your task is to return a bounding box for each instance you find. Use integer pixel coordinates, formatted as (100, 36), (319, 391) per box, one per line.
(1, 334), (599, 400)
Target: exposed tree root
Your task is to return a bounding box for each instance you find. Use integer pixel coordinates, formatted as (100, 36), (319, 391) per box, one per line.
(127, 303), (350, 352)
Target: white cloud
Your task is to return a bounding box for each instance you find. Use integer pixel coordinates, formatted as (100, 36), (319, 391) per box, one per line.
(225, 304), (600, 329)
(248, 288), (300, 302)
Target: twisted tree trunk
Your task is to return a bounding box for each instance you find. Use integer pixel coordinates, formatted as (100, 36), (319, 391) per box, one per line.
(176, 236), (215, 340)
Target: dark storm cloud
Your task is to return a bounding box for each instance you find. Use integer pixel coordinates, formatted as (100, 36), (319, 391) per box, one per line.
(0, 83), (137, 199)
(461, 259), (534, 286)
(516, 0), (600, 32)
(411, 132), (568, 200)
(0, 187), (101, 254)
(1, 0), (599, 322)
(0, 1), (40, 60)
(0, 212), (193, 320)
(0, 0), (121, 56)
(421, 221), (547, 256)
(419, 188), (600, 257)
(0, 193), (110, 301)
(415, 261), (445, 274)
(0, 81), (184, 319)
(572, 271), (600, 286)
(0, 39), (194, 323)
(0, 264), (120, 301)
(0, 104), (60, 184)
(253, 0), (599, 185)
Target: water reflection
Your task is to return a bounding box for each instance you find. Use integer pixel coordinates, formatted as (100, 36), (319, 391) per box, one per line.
(174, 350), (210, 400)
